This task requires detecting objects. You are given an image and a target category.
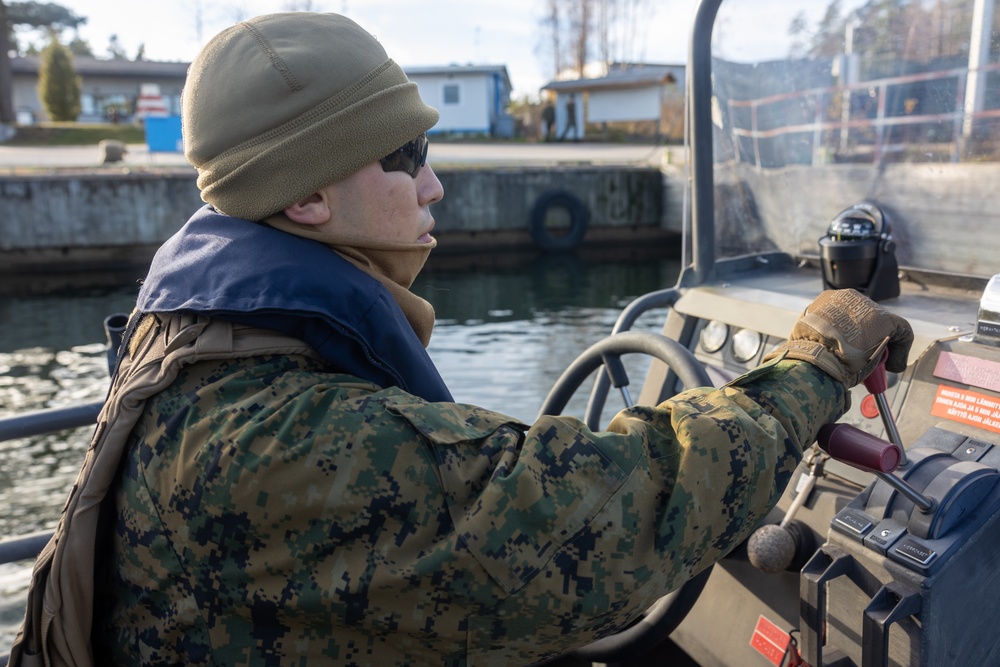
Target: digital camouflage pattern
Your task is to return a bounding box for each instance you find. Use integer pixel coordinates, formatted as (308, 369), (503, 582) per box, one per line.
(99, 349), (844, 666)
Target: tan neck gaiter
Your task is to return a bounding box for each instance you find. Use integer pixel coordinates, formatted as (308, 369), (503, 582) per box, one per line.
(264, 213), (436, 347)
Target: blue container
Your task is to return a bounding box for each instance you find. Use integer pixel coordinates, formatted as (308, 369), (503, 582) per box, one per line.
(145, 116), (183, 153)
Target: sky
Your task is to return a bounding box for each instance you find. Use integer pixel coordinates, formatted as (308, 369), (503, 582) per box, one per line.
(21, 1), (853, 100)
(33, 0), (704, 100)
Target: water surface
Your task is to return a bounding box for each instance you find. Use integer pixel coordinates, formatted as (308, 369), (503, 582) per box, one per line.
(0, 252), (681, 648)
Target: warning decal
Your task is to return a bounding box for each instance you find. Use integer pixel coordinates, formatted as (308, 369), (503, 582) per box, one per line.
(750, 614), (790, 666)
(930, 385), (1000, 435)
(933, 351), (1000, 394)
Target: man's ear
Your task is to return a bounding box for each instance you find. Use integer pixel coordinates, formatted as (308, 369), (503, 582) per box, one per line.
(284, 191), (331, 226)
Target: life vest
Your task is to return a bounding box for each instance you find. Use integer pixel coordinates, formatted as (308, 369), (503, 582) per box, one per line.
(7, 312), (321, 667)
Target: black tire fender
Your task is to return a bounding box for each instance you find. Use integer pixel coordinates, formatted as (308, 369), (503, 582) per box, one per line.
(529, 189), (589, 251)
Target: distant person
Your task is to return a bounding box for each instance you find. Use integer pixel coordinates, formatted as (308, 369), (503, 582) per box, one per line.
(560, 93), (579, 141)
(542, 100), (556, 141)
(8, 11), (913, 667)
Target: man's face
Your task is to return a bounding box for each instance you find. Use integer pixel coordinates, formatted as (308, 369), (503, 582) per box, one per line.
(316, 150), (444, 244)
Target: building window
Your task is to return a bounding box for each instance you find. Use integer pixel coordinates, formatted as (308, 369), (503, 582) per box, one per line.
(100, 94), (131, 120)
(443, 83), (460, 105)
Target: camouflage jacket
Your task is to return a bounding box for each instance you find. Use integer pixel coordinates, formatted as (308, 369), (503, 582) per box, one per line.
(96, 317), (845, 666)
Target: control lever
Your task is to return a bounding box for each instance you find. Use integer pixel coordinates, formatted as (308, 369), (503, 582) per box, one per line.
(817, 424), (936, 513)
(748, 348), (924, 574)
(862, 349), (907, 467)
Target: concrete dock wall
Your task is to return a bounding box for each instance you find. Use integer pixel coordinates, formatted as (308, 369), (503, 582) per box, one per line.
(0, 171), (201, 252)
(0, 166), (678, 275)
(432, 166), (674, 251)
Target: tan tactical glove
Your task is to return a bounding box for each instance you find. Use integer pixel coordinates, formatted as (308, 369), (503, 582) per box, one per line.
(763, 289), (914, 388)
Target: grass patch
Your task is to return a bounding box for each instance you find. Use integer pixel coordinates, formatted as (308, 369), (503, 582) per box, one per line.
(4, 123), (145, 146)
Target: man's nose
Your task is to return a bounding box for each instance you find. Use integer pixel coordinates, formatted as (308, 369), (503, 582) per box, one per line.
(418, 163), (444, 205)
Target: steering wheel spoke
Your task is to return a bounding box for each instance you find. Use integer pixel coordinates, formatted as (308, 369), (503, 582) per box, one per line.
(537, 331), (711, 425)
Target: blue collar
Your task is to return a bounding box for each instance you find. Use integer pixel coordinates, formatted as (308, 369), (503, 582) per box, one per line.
(135, 205), (452, 402)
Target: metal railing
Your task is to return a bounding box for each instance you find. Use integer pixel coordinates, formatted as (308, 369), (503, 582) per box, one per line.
(0, 314), (126, 665)
(0, 401), (102, 566)
(0, 403), (104, 571)
(727, 62), (1000, 168)
(0, 314), (127, 567)
(0, 401), (101, 667)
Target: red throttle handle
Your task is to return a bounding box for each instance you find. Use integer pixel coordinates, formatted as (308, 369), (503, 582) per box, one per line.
(817, 423), (901, 473)
(859, 346), (909, 466)
(862, 348), (889, 395)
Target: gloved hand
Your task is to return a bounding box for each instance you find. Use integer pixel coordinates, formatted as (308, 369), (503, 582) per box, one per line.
(763, 289), (914, 388)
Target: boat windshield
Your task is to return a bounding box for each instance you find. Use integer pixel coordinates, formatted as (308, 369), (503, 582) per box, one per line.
(693, 0), (1000, 280)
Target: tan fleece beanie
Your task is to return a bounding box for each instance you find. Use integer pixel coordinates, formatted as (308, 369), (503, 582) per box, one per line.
(182, 12), (440, 221)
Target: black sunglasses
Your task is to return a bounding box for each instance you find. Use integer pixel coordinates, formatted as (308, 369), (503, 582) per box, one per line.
(379, 133), (429, 178)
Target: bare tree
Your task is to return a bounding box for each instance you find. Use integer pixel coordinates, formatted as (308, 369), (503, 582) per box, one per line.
(193, 0), (202, 45)
(593, 0), (656, 66)
(538, 0), (656, 82)
(566, 0), (593, 75)
(538, 0), (564, 79)
(596, 0), (611, 65)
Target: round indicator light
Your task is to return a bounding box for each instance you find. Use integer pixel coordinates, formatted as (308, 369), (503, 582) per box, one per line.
(700, 321), (729, 353)
(732, 329), (763, 362)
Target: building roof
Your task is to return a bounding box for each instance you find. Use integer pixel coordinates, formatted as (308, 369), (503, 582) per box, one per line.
(404, 64), (512, 90)
(10, 56), (513, 89)
(542, 63), (681, 93)
(11, 55), (190, 78)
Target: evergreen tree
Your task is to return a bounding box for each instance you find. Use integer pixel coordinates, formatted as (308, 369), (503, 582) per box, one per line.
(38, 33), (80, 121)
(792, 0), (996, 63)
(67, 34), (93, 56)
(0, 1), (84, 123)
(106, 33), (127, 59)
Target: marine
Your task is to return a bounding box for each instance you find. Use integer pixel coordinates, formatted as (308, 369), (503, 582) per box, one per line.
(6, 11), (913, 667)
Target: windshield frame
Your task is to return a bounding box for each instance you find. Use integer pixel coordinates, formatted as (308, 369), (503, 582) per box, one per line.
(681, 0), (999, 290)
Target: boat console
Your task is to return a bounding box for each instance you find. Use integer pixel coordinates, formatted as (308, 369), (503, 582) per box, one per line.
(607, 0), (1000, 660)
(560, 0), (1000, 658)
(645, 260), (1000, 667)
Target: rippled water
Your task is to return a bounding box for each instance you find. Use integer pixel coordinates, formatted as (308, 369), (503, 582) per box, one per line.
(0, 252), (680, 650)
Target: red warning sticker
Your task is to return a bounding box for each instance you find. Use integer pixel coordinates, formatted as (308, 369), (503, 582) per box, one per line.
(750, 614), (789, 666)
(930, 385), (1000, 435)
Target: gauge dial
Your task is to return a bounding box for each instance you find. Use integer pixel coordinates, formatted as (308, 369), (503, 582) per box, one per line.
(732, 328), (763, 362)
(829, 216), (877, 241)
(699, 320), (729, 353)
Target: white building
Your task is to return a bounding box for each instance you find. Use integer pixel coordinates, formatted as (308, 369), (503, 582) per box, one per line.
(541, 63), (685, 141)
(10, 55), (187, 123)
(405, 64), (514, 138)
(9, 56), (515, 139)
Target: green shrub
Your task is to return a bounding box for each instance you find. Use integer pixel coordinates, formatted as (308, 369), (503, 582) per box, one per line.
(38, 40), (81, 122)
